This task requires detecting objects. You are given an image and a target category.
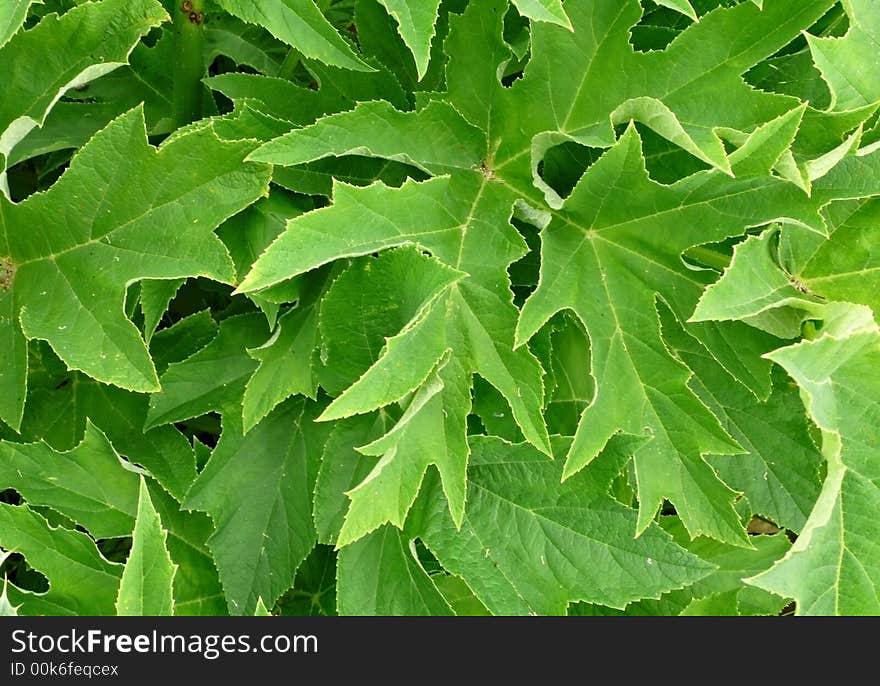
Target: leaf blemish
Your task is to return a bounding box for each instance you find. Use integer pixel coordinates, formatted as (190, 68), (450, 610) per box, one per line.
(0, 257), (16, 291)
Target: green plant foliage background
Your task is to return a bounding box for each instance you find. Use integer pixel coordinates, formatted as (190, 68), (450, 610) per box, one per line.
(0, 0), (878, 616)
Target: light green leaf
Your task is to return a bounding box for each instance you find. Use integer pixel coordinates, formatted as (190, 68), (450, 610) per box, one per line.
(214, 0), (372, 71)
(749, 321), (880, 615)
(249, 100), (485, 173)
(0, 0), (39, 48)
(807, 0), (880, 110)
(652, 1), (697, 22)
(0, 106), (269, 431)
(0, 0), (167, 181)
(116, 478), (176, 616)
(795, 199), (880, 316)
(0, 421), (139, 538)
(243, 305), (319, 432)
(337, 354), (469, 547)
(377, 0), (442, 79)
(336, 525), (453, 615)
(0, 503), (122, 615)
(313, 414), (387, 545)
(509, 0), (572, 29)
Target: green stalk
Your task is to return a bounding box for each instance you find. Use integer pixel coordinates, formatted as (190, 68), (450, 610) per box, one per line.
(684, 245), (731, 272)
(277, 48), (303, 81)
(801, 320), (819, 341)
(172, 0), (207, 128)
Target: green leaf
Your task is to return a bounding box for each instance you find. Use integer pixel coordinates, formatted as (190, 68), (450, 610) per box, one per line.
(0, 106), (269, 430)
(213, 0), (373, 72)
(794, 200), (880, 317)
(146, 483), (226, 616)
(313, 413), (389, 546)
(509, 0), (572, 29)
(376, 0), (442, 80)
(205, 14), (287, 77)
(242, 305), (319, 432)
(116, 478), (176, 616)
(249, 99), (485, 174)
(667, 527), (791, 617)
(0, 503), (122, 615)
(652, 1), (697, 22)
(140, 279), (184, 343)
(661, 313), (823, 533)
(0, 0), (168, 181)
(515, 122), (817, 545)
(0, 0), (39, 48)
(749, 319), (880, 615)
(184, 398), (329, 615)
(0, 555), (22, 616)
(807, 0), (880, 110)
(239, 177), (551, 537)
(336, 525), (453, 615)
(0, 421), (139, 538)
(690, 225), (880, 614)
(13, 341), (198, 501)
(493, 0), (837, 201)
(414, 437), (714, 615)
(336, 354), (470, 547)
(146, 313), (269, 430)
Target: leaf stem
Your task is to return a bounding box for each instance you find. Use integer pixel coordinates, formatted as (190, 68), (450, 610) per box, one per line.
(801, 320), (819, 341)
(684, 245), (731, 271)
(172, 0), (207, 127)
(277, 48), (303, 81)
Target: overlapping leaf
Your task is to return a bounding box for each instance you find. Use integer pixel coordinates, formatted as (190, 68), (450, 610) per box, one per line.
(692, 225), (880, 615)
(0, 106), (270, 430)
(3, 0), (880, 618)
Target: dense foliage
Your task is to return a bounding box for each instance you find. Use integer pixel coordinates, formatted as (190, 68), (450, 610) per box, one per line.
(1, 0), (878, 617)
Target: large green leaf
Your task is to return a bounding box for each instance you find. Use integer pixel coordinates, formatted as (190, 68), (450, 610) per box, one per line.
(0, 107), (269, 431)
(413, 436), (715, 615)
(239, 176), (551, 539)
